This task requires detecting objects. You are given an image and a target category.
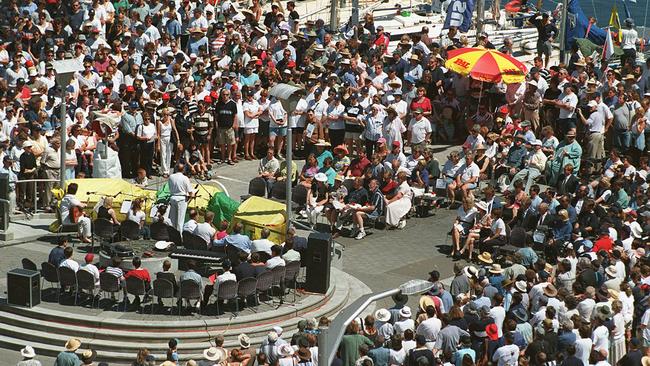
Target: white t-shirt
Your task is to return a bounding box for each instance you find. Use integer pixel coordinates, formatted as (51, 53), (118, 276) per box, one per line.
(268, 100), (287, 128)
(128, 210), (146, 225)
(575, 337), (593, 366)
(326, 103), (346, 130)
(408, 118), (432, 144)
(492, 344), (519, 366)
(415, 317), (441, 341)
(137, 123), (157, 142)
(641, 308), (650, 343)
(558, 92), (578, 119)
(491, 218), (506, 236)
(621, 28), (638, 50)
(458, 162), (480, 183)
(60, 258), (80, 272)
(591, 324), (610, 352)
(243, 100), (260, 129)
(490, 306), (506, 337)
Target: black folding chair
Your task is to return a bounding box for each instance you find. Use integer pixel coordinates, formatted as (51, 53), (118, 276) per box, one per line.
(182, 232), (208, 250)
(93, 218), (117, 246)
(270, 266), (286, 303)
(120, 220), (141, 240)
(76, 269), (98, 308)
(125, 276), (148, 313)
(99, 272), (125, 311)
(150, 221), (170, 241)
(22, 258), (37, 271)
(237, 277), (258, 311)
(255, 271), (273, 307)
(215, 280), (238, 315)
(248, 177), (267, 197)
(178, 279), (202, 314)
(271, 181), (287, 200)
(283, 261), (301, 303)
(40, 262), (60, 301)
(168, 226), (183, 247)
(57, 267), (77, 304)
(152, 278), (175, 314)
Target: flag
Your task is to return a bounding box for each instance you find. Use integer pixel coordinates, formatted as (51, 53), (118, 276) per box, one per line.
(609, 6), (622, 42)
(603, 28), (615, 60)
(621, 0), (632, 20)
(443, 0), (475, 33)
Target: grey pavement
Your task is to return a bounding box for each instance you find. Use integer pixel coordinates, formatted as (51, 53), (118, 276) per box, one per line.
(0, 143), (460, 365)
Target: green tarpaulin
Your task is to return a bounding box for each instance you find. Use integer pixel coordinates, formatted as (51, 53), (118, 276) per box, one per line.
(155, 182), (239, 223)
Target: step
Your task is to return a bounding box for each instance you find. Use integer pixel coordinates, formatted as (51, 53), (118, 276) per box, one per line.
(0, 268), (371, 364)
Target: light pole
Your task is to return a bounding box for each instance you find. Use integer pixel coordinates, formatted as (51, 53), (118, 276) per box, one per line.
(318, 279), (435, 366)
(50, 59), (84, 188)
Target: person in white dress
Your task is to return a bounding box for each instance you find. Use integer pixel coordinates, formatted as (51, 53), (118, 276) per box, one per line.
(243, 92), (262, 160)
(450, 197), (478, 257)
(382, 107), (406, 151)
(157, 108), (179, 177)
(385, 171), (413, 229)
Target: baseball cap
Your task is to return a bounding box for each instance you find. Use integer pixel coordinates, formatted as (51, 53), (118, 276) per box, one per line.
(203, 95), (213, 103)
(84, 253), (94, 262)
(392, 141), (401, 147)
(126, 85), (135, 92)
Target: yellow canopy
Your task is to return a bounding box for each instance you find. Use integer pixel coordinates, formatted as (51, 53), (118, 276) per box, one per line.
(231, 196), (287, 244)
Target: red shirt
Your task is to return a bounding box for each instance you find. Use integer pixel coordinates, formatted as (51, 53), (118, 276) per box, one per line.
(125, 268), (151, 283)
(349, 157), (370, 177)
(410, 97), (432, 115)
(592, 236), (613, 253)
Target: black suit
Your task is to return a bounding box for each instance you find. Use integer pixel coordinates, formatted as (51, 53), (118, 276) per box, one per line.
(233, 261), (257, 279)
(556, 174), (579, 196)
(512, 207), (539, 232)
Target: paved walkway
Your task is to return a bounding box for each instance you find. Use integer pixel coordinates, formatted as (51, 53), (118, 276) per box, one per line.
(0, 143), (460, 365)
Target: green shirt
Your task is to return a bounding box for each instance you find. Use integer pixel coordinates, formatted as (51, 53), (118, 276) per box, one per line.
(339, 334), (373, 366)
(54, 351), (80, 366)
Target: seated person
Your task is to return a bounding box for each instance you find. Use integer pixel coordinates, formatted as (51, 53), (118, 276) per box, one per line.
(494, 135), (527, 185)
(179, 260), (202, 308)
(404, 147), (424, 174)
(266, 245), (286, 269)
(447, 153), (480, 204)
(194, 211), (216, 248)
(347, 148), (370, 177)
(251, 228), (274, 261)
(250, 253), (269, 276)
(213, 223), (252, 253)
(127, 198), (148, 239)
(332, 145), (351, 175)
(154, 204), (173, 226)
(282, 237), (301, 263)
(48, 236), (69, 266)
(80, 253), (100, 286)
(441, 151), (463, 186)
(124, 257), (152, 304)
(233, 251), (257, 279)
(504, 180), (528, 220)
(184, 142), (208, 178)
(327, 177), (368, 234)
(410, 159), (430, 190)
(385, 171), (413, 229)
(59, 246), (80, 272)
(352, 178), (385, 240)
(214, 259), (237, 289)
(259, 147), (280, 197)
(300, 154), (320, 182)
(59, 182), (92, 243)
(106, 256), (126, 288)
(306, 173), (330, 225)
(450, 197), (479, 257)
(132, 168), (149, 187)
(157, 259), (179, 293)
(97, 196), (120, 227)
(183, 209), (199, 233)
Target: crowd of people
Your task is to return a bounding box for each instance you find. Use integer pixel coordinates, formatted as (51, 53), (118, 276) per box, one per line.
(4, 0), (650, 365)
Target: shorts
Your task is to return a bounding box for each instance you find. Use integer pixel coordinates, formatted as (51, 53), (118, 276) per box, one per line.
(217, 127), (236, 146)
(259, 120), (270, 137)
(194, 132), (210, 144)
(270, 126), (288, 137)
(244, 127), (259, 134)
(537, 40), (552, 56)
(366, 211), (380, 220)
(345, 132), (361, 140)
(463, 182), (477, 190)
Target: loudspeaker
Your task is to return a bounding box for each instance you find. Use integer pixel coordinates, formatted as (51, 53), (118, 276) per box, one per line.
(303, 232), (332, 294)
(7, 268), (40, 308)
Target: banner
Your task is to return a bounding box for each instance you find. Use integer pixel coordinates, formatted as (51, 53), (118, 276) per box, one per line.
(603, 28), (615, 60)
(564, 0), (607, 51)
(443, 0), (475, 33)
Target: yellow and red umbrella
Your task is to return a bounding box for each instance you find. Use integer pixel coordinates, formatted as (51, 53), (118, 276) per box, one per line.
(445, 47), (528, 84)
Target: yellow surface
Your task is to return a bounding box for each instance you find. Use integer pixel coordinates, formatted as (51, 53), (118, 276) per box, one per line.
(445, 47), (528, 84)
(232, 196), (287, 244)
(60, 178), (222, 223)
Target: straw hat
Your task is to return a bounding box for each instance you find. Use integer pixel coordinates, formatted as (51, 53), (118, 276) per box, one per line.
(278, 344), (295, 357)
(20, 345), (36, 358)
(419, 296), (435, 312)
(399, 306), (412, 318)
(314, 173), (328, 183)
(489, 264), (504, 274)
(314, 139), (331, 147)
(475, 201), (489, 212)
(543, 284), (558, 297)
(605, 265), (618, 278)
(203, 347), (226, 362)
(374, 308), (391, 322)
(478, 252), (493, 264)
(64, 338), (81, 352)
(238, 334), (251, 349)
(515, 280), (527, 293)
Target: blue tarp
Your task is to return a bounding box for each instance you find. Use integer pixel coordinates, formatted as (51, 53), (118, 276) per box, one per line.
(565, 0), (607, 49)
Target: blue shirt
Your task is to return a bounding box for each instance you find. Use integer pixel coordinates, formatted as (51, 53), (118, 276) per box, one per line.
(166, 19), (182, 38)
(49, 246), (66, 266)
(453, 348), (476, 366)
(187, 36), (208, 55)
(214, 233), (252, 253)
(316, 150), (333, 168)
(516, 247), (538, 267)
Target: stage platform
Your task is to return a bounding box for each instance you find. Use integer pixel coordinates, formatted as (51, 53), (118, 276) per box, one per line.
(0, 267), (370, 364)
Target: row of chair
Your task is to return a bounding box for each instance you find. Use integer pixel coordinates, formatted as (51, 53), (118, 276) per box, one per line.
(30, 259), (301, 316)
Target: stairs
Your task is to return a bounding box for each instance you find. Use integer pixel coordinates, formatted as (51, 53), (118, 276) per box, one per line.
(0, 268), (370, 365)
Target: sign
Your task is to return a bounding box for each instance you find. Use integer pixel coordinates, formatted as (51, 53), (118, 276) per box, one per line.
(443, 0), (475, 33)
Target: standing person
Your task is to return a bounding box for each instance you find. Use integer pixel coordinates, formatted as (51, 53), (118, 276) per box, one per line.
(577, 100), (606, 160)
(242, 90), (262, 160)
(546, 84), (578, 138)
(157, 108), (179, 178)
(135, 113), (157, 178)
(0, 156), (17, 215)
(63, 140), (77, 181)
(119, 101), (142, 178)
(192, 97), (214, 166)
(268, 96), (288, 159)
(620, 18), (638, 69)
(529, 12), (558, 68)
(19, 140), (37, 214)
(39, 138), (60, 210)
(168, 164), (196, 233)
(17, 345), (41, 366)
(215, 88), (239, 165)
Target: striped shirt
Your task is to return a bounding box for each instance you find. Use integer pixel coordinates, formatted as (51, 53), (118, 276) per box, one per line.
(211, 34), (226, 54)
(539, 68), (551, 83)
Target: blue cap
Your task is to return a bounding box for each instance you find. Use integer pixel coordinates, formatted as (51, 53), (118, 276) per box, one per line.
(128, 101), (139, 109)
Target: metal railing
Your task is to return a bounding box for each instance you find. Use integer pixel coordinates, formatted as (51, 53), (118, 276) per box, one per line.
(15, 178), (61, 215)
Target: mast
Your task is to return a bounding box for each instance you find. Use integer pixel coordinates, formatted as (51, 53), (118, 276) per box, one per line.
(476, 0), (485, 36)
(559, 0), (570, 64)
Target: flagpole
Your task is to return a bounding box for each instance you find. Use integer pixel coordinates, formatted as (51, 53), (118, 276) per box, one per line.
(644, 0), (649, 40)
(559, 0), (569, 63)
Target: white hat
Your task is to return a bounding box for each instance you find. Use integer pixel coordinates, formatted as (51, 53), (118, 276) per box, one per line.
(279, 35), (289, 42)
(374, 308), (391, 322)
(527, 80), (538, 87)
(515, 280), (527, 293)
(238, 334), (251, 349)
(588, 100), (598, 108)
(531, 139), (542, 146)
(475, 201), (488, 211)
(279, 344), (294, 357)
(314, 173), (328, 183)
(203, 347), (226, 362)
(272, 326), (283, 336)
(267, 331), (279, 342)
(123, 31), (132, 38)
(605, 265), (618, 278)
(28, 68), (38, 77)
(20, 345), (36, 358)
(154, 241), (172, 250)
(399, 306), (412, 318)
(637, 170), (648, 181)
(22, 140), (34, 148)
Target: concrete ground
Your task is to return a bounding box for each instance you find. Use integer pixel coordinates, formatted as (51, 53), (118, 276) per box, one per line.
(0, 143), (460, 365)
